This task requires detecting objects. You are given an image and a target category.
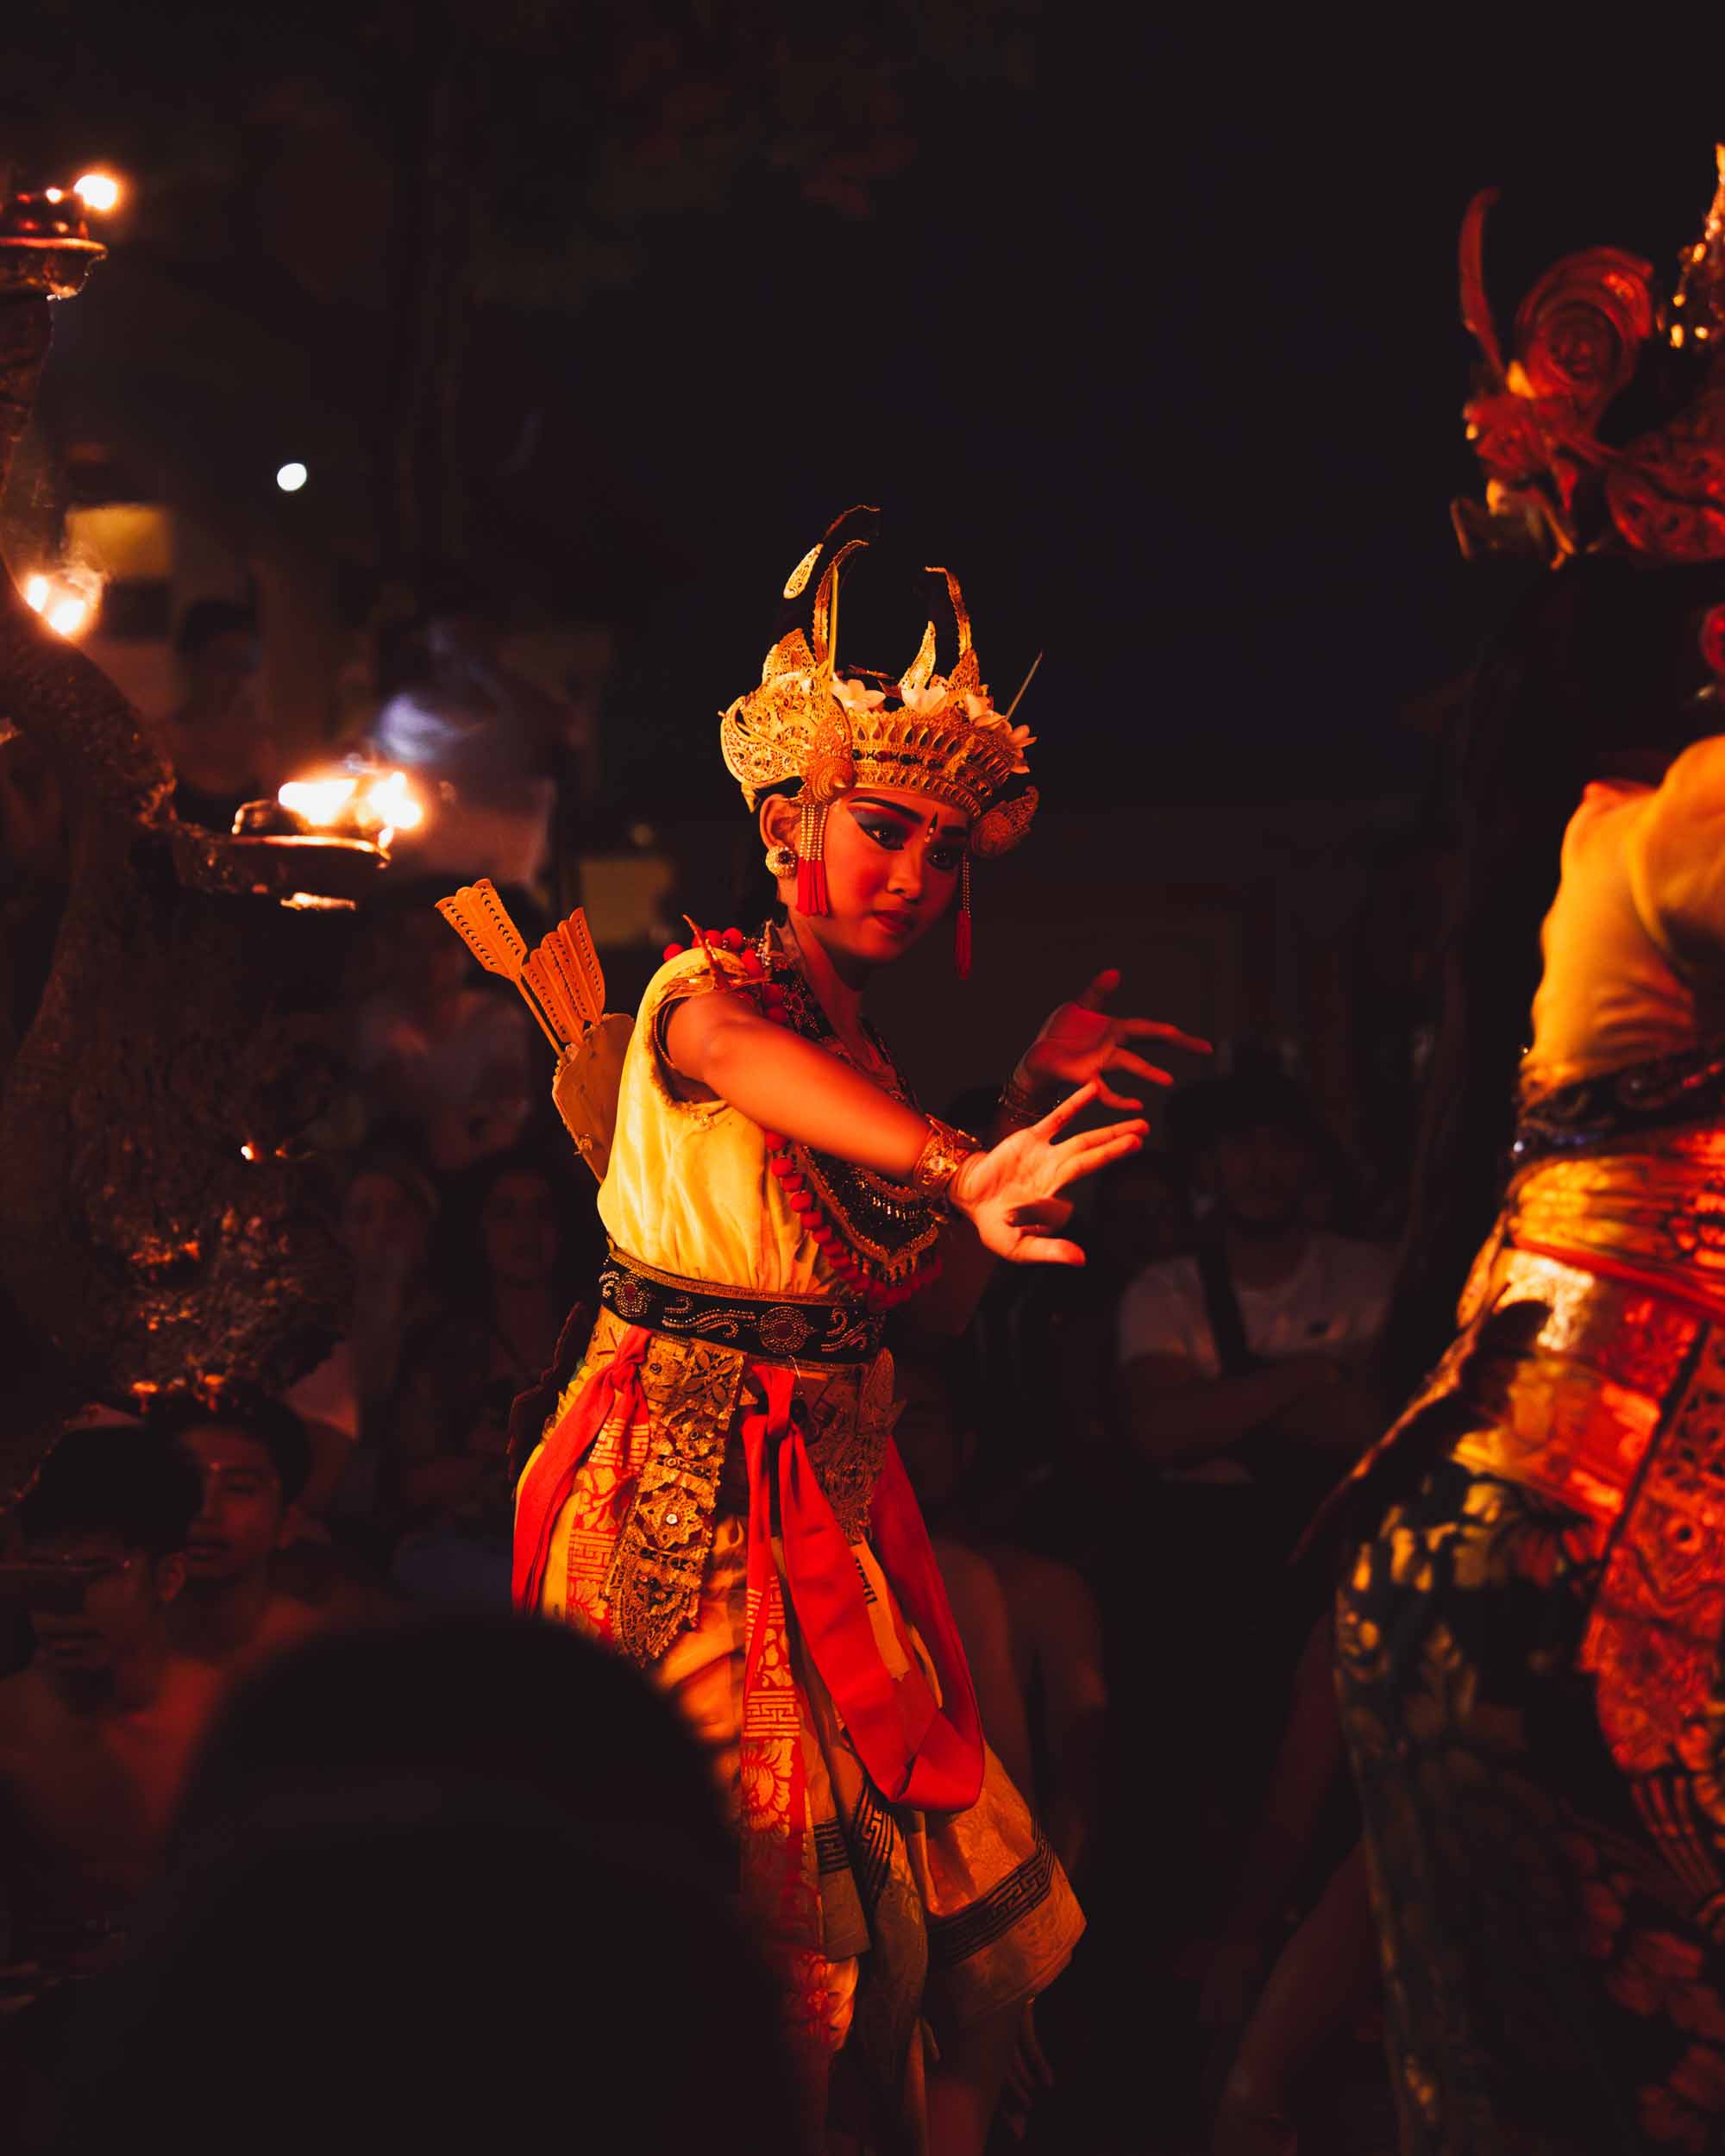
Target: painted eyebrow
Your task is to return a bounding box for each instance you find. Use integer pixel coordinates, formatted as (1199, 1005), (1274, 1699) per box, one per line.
(848, 794), (969, 840)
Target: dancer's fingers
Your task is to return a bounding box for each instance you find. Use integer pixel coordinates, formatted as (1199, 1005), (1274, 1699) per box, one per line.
(1062, 1116), (1149, 1155)
(1120, 1018), (1212, 1054)
(1107, 1050), (1175, 1087)
(1095, 1081), (1145, 1112)
(1073, 968), (1120, 1011)
(1008, 1233), (1086, 1267)
(1033, 1077), (1101, 1137)
(1049, 1130), (1145, 1188)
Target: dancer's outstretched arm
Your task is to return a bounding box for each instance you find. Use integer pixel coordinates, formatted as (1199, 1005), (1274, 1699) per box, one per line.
(668, 990), (1142, 1265)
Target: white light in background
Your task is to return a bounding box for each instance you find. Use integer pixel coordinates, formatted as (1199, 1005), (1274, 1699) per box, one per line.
(278, 776), (358, 826)
(275, 461), (308, 493)
(276, 763), (425, 849)
(364, 769), (423, 833)
(73, 172), (122, 214)
(22, 571), (95, 640)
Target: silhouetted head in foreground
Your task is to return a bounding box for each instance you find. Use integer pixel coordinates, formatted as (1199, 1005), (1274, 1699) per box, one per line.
(58, 1615), (799, 2156)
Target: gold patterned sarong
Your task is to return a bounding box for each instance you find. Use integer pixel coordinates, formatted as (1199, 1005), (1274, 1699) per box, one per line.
(524, 1306), (1082, 2150)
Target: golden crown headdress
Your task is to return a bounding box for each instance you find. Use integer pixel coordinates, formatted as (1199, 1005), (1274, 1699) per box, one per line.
(1455, 144), (1725, 567)
(719, 505), (1038, 860)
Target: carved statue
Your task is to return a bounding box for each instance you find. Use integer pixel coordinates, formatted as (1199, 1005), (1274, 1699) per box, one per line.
(0, 185), (380, 1501)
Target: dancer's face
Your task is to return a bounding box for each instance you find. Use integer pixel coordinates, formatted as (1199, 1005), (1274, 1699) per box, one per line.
(775, 786), (968, 969)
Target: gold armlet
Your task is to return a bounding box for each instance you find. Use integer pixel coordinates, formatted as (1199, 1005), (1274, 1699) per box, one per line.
(911, 1116), (982, 1207)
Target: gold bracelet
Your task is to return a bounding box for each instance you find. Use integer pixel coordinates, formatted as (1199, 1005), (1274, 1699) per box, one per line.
(998, 1069), (1042, 1126)
(911, 1115), (982, 1205)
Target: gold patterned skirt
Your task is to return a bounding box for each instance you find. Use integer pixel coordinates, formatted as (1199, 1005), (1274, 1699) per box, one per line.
(522, 1306), (1082, 2150)
(1338, 1199), (1725, 2155)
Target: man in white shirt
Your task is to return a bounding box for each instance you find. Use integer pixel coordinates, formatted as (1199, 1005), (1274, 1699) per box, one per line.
(1118, 1071), (1390, 1495)
(1107, 1069), (1391, 1954)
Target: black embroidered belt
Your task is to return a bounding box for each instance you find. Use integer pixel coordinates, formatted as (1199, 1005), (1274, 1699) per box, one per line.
(598, 1250), (884, 1364)
(1512, 1041), (1725, 1165)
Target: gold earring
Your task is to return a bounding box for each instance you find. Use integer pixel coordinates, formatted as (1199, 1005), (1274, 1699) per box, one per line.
(764, 842), (798, 879)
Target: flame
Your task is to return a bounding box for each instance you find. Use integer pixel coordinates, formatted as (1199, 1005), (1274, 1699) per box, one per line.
(277, 763), (425, 845)
(278, 775), (359, 827)
(73, 172), (122, 214)
(364, 769), (423, 831)
(22, 568), (97, 639)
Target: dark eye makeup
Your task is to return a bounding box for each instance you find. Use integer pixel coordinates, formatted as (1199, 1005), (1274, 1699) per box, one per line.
(856, 815), (963, 873)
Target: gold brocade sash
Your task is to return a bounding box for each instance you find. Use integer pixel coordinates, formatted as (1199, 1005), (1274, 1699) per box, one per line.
(1505, 1127), (1725, 1328)
(1438, 1244), (1700, 1529)
(557, 1305), (899, 1664)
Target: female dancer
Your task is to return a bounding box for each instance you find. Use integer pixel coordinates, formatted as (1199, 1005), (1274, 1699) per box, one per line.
(512, 509), (1202, 2152)
(1335, 166), (1725, 2155)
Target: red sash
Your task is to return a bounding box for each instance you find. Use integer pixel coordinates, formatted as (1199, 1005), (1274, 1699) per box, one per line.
(512, 1325), (651, 1611)
(775, 1417), (984, 1815)
(518, 1334), (985, 1815)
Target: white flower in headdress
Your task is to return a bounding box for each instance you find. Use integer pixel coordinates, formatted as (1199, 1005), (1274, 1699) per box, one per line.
(962, 692), (1034, 772)
(830, 676), (887, 717)
(897, 680), (950, 717)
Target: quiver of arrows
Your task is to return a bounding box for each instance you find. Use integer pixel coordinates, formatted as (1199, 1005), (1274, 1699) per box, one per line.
(436, 879), (634, 1183)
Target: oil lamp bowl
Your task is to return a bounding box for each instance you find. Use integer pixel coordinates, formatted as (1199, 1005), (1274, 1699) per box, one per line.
(167, 826), (386, 908)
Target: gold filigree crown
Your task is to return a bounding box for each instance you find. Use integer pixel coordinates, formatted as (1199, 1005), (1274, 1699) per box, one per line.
(719, 505), (1038, 856)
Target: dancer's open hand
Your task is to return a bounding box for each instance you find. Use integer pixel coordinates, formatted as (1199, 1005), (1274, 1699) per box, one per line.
(1015, 968), (1209, 1112)
(950, 1081), (1146, 1264)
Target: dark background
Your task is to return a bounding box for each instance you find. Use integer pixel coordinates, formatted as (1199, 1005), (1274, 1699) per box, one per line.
(5, 8), (1724, 807)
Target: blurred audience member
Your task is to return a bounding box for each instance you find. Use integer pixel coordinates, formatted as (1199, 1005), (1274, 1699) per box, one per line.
(162, 601), (272, 837)
(891, 1346), (1107, 1884)
(0, 1428), (217, 1984)
(1053, 1147), (1194, 1455)
(151, 1399), (329, 1677)
(348, 896), (535, 1172)
(1210, 1846), (1383, 2156)
(386, 1147), (603, 1605)
(338, 1151), (438, 1418)
(60, 1618), (797, 2156)
(1108, 1068), (1390, 1956)
(1119, 1069), (1389, 1509)
(367, 590), (591, 893)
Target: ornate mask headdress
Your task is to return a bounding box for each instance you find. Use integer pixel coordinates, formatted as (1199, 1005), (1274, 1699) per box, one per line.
(719, 505), (1038, 975)
(1454, 145), (1725, 569)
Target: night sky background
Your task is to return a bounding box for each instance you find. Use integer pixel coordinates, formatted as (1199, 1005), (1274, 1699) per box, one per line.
(8, 7), (1725, 812)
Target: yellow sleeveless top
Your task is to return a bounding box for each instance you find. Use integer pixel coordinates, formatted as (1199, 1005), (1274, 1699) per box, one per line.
(1525, 735), (1725, 1098)
(596, 942), (832, 1296)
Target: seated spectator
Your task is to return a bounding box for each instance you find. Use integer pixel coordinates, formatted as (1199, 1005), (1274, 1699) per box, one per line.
(0, 1427), (219, 1984)
(153, 1397), (367, 1677)
(385, 1145), (604, 1606)
(338, 1150), (439, 1424)
(1108, 1068), (1391, 1961)
(162, 600), (273, 837)
(60, 1618), (799, 2156)
(276, 1154), (442, 1545)
(890, 1343), (1110, 2148)
(348, 896), (536, 1173)
(890, 1345), (1108, 1886)
(1119, 1069), (1390, 1512)
(1049, 1145), (1195, 1457)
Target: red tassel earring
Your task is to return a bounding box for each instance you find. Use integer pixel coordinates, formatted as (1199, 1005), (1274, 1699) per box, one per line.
(954, 854), (973, 979)
(796, 794), (831, 916)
